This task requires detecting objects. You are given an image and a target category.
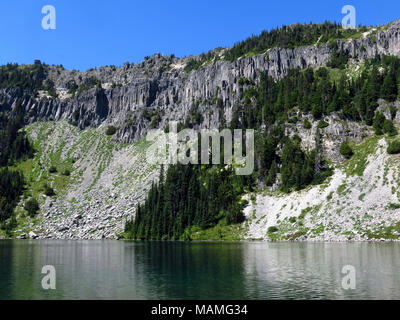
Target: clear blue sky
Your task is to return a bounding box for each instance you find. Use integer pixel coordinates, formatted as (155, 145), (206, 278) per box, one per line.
(1, 0), (399, 71)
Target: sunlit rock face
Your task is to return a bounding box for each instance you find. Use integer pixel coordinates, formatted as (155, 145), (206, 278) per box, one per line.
(1, 20), (400, 143)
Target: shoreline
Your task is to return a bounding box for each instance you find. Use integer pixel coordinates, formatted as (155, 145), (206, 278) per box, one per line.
(1, 238), (399, 243)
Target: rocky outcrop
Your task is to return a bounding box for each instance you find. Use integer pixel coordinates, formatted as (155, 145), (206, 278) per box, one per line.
(244, 138), (400, 241)
(3, 20), (400, 240)
(1, 20), (400, 143)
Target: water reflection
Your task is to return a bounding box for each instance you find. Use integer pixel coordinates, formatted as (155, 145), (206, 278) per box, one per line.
(0, 240), (399, 300)
(242, 242), (400, 299)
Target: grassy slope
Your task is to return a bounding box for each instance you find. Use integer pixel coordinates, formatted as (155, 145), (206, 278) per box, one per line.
(1, 121), (159, 238)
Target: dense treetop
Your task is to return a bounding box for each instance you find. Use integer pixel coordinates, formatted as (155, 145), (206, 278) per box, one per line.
(127, 53), (400, 240)
(224, 21), (367, 61)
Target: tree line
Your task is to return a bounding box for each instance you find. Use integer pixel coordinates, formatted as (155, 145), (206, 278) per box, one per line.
(0, 101), (35, 227)
(224, 21), (366, 61)
(126, 54), (400, 240)
(0, 63), (46, 93)
(232, 55), (400, 130)
(125, 164), (252, 240)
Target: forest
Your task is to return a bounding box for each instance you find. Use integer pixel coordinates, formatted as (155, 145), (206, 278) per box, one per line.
(0, 63), (47, 93)
(184, 22), (367, 72)
(126, 53), (400, 240)
(224, 21), (367, 61)
(1, 39), (400, 240)
(125, 164), (252, 240)
(0, 101), (34, 230)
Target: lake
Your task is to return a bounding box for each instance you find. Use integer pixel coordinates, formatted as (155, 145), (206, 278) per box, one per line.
(0, 240), (399, 300)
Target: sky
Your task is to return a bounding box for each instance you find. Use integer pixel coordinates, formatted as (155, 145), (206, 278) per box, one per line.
(0, 0), (399, 71)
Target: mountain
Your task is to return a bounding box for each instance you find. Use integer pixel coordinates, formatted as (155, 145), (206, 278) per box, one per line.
(1, 20), (400, 240)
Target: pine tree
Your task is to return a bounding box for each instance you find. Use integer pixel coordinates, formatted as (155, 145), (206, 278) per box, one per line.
(381, 71), (398, 101)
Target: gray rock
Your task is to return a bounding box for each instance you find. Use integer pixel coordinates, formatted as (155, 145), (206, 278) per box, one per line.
(29, 231), (38, 239)
(1, 20), (399, 144)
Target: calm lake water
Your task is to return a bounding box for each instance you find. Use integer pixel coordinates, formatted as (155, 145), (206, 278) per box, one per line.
(0, 240), (399, 300)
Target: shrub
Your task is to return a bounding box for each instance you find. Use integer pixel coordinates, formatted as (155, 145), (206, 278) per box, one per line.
(240, 199), (249, 208)
(49, 166), (57, 173)
(268, 226), (279, 233)
(62, 169), (71, 176)
(288, 116), (298, 124)
(339, 141), (354, 159)
(373, 112), (386, 135)
(388, 203), (400, 209)
(44, 184), (56, 197)
(387, 140), (400, 154)
(105, 126), (117, 136)
(303, 118), (312, 129)
(25, 198), (39, 217)
(317, 120), (329, 129)
(390, 106), (397, 120)
(383, 119), (398, 136)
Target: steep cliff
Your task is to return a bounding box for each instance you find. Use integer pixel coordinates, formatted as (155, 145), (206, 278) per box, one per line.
(1, 20), (400, 143)
(2, 20), (400, 240)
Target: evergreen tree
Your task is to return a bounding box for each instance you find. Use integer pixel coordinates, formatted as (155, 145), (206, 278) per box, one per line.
(381, 71), (398, 101)
(373, 112), (386, 135)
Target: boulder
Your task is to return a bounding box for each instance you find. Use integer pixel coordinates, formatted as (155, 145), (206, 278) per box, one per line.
(29, 231), (38, 239)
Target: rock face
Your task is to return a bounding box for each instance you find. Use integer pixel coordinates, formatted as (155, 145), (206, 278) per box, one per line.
(244, 138), (400, 242)
(1, 20), (400, 143)
(3, 20), (400, 240)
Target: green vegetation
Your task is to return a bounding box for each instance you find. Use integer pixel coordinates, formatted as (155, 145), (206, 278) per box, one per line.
(0, 101), (34, 166)
(339, 141), (354, 159)
(374, 112), (397, 136)
(337, 183), (347, 194)
(125, 51), (400, 241)
(317, 120), (329, 129)
(44, 183), (56, 197)
(268, 226), (279, 233)
(383, 119), (398, 136)
(77, 77), (101, 93)
(2, 24), (400, 241)
(388, 203), (400, 209)
(233, 55), (400, 128)
(0, 63), (46, 92)
(231, 55), (400, 185)
(303, 118), (312, 129)
(280, 135), (321, 192)
(184, 50), (222, 72)
(49, 166), (57, 173)
(366, 222), (400, 240)
(344, 136), (379, 176)
(326, 42), (350, 69)
(0, 106), (34, 226)
(184, 58), (206, 73)
(224, 21), (367, 61)
(105, 126), (117, 136)
(124, 164), (252, 240)
(0, 168), (25, 222)
(387, 140), (400, 154)
(184, 21), (369, 69)
(24, 198), (40, 217)
(188, 223), (246, 241)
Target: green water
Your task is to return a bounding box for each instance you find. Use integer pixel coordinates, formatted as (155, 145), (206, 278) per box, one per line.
(0, 240), (399, 300)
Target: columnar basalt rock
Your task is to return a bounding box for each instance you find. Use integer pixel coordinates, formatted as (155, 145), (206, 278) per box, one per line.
(1, 20), (400, 143)
(2, 20), (400, 240)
